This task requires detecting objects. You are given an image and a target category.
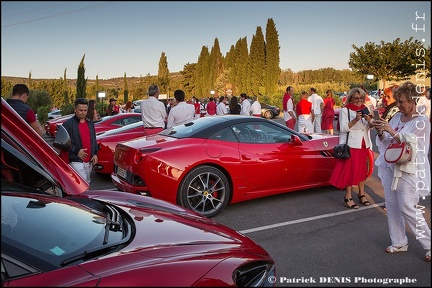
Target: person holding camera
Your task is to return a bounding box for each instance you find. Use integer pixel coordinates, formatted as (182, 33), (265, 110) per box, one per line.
(329, 87), (374, 209)
(373, 82), (430, 262)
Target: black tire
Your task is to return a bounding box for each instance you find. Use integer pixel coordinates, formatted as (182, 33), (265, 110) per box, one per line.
(178, 166), (230, 218)
(264, 110), (273, 119)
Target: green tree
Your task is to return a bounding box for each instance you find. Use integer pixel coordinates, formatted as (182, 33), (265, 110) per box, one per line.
(28, 71), (32, 89)
(181, 62), (197, 96)
(1, 77), (13, 97)
(195, 46), (211, 97)
(264, 18), (281, 97)
(95, 74), (99, 104)
(209, 38), (224, 93)
(247, 26), (265, 96)
(158, 52), (170, 94)
(63, 68), (69, 107)
(349, 37), (430, 89)
(123, 72), (129, 103)
(76, 54), (87, 99)
(231, 37), (248, 95)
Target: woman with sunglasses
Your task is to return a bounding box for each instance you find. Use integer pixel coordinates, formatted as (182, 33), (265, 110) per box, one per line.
(329, 87), (374, 209)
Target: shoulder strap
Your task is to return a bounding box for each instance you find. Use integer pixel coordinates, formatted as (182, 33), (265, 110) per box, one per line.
(345, 108), (350, 144)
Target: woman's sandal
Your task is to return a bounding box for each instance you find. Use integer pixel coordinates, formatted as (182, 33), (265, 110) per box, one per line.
(344, 198), (359, 209)
(425, 250), (431, 262)
(357, 194), (370, 206)
(385, 244), (408, 253)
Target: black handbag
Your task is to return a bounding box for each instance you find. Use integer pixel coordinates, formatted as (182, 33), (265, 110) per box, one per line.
(334, 108), (350, 159)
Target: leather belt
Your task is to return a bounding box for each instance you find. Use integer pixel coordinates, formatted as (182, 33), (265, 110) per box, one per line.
(144, 127), (163, 129)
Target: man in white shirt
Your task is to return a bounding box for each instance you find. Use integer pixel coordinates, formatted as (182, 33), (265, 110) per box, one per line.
(216, 96), (228, 115)
(240, 93), (251, 115)
(140, 84), (167, 136)
(167, 90), (195, 129)
(308, 87), (324, 133)
(250, 96), (261, 117)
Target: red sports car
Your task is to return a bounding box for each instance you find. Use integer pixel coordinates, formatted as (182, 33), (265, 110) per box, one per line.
(2, 98), (275, 287)
(93, 112), (142, 134)
(95, 121), (147, 175)
(45, 113), (74, 138)
(111, 115), (375, 217)
(49, 113), (142, 138)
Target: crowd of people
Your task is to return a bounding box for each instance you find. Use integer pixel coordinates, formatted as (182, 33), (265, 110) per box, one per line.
(282, 83), (431, 262)
(7, 82), (431, 262)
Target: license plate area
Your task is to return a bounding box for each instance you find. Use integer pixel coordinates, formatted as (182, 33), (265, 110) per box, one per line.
(117, 167), (127, 178)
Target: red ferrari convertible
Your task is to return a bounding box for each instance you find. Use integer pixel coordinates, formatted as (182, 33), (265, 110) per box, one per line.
(111, 115), (375, 217)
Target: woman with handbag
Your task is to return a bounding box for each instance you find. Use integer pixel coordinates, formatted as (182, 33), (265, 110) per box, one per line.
(329, 87), (374, 209)
(373, 81), (431, 262)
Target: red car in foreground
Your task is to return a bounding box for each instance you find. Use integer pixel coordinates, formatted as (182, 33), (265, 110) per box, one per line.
(1, 98), (275, 287)
(111, 115), (375, 217)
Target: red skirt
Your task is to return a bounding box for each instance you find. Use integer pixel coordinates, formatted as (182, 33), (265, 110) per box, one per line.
(329, 144), (369, 189)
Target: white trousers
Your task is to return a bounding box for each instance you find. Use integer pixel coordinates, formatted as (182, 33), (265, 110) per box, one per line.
(70, 162), (93, 183)
(313, 113), (322, 133)
(382, 166), (431, 250)
(297, 115), (313, 133)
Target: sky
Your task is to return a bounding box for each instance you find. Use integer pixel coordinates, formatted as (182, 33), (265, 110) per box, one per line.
(1, 1), (431, 80)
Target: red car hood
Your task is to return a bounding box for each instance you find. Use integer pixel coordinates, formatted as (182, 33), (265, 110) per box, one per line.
(80, 189), (267, 272)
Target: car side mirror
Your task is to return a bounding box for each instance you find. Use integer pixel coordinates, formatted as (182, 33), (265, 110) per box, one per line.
(290, 135), (303, 146)
(53, 125), (71, 151)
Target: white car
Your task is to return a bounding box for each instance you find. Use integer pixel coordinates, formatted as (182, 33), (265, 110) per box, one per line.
(47, 109), (62, 119)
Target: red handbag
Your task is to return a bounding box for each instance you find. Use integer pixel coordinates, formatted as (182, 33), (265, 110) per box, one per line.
(384, 142), (412, 164)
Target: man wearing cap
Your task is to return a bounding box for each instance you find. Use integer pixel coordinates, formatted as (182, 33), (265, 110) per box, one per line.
(107, 98), (119, 116)
(140, 84), (167, 136)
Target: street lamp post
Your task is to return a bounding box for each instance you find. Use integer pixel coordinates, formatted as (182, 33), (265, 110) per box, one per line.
(98, 92), (106, 116)
(210, 90), (215, 98)
(366, 75), (374, 91)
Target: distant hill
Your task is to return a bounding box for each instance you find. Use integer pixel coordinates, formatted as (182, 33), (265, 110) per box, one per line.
(2, 72), (182, 88)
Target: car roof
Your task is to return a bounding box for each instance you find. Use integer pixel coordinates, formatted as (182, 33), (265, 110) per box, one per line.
(159, 115), (293, 139)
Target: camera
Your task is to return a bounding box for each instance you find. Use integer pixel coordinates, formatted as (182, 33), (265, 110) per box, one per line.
(357, 107), (370, 116)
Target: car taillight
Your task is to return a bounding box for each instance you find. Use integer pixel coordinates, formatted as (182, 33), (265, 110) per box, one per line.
(134, 147), (161, 163)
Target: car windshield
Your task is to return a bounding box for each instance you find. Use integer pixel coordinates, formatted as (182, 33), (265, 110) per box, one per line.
(1, 194), (130, 267)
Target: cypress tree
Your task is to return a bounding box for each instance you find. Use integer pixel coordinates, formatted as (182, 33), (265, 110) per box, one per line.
(76, 54), (87, 100)
(157, 52), (170, 94)
(264, 18), (281, 97)
(247, 26), (265, 96)
(123, 72), (129, 103)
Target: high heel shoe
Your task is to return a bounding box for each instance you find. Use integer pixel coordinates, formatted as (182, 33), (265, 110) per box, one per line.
(344, 198), (359, 209)
(357, 194), (370, 206)
(385, 244), (408, 253)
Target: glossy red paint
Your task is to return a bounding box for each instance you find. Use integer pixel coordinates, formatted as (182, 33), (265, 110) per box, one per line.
(47, 113), (142, 138)
(45, 114), (73, 138)
(95, 121), (147, 175)
(2, 98), (275, 287)
(111, 116), (368, 217)
(93, 113), (142, 134)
